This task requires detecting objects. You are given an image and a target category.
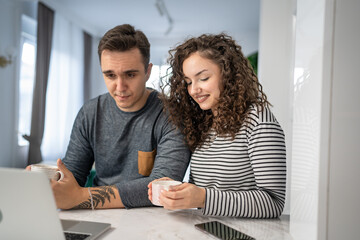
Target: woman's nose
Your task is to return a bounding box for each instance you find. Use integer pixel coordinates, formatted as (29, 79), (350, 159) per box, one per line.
(189, 82), (200, 95)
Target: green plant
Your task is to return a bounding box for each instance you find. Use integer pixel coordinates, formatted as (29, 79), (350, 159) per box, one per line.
(247, 51), (258, 75)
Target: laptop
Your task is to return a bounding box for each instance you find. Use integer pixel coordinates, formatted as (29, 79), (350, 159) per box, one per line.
(0, 167), (111, 240)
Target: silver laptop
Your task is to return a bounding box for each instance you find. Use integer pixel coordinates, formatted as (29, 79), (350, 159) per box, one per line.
(0, 167), (111, 240)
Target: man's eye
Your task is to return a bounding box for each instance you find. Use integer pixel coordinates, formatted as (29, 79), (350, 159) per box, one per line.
(127, 73), (135, 78)
(106, 74), (116, 79)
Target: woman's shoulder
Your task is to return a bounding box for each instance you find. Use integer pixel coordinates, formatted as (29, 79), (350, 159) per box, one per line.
(247, 104), (279, 124)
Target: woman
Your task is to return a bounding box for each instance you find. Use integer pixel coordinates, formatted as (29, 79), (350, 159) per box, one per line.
(148, 33), (286, 218)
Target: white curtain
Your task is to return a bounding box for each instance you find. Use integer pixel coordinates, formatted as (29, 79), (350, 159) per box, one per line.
(41, 13), (84, 163)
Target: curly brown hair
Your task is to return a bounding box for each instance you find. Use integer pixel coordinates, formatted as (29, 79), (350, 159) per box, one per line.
(160, 33), (270, 152)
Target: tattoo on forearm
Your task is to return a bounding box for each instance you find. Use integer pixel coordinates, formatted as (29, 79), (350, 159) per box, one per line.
(73, 186), (117, 209)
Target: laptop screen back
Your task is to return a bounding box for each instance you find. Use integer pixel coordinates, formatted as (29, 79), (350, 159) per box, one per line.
(0, 167), (111, 240)
(0, 167), (65, 240)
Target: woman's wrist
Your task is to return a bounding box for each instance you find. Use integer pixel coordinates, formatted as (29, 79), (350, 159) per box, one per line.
(199, 187), (206, 208)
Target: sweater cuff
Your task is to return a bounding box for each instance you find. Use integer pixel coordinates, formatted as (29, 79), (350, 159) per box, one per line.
(201, 188), (213, 215)
(116, 180), (153, 209)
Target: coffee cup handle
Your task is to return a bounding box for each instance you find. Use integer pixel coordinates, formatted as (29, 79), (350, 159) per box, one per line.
(56, 171), (64, 181)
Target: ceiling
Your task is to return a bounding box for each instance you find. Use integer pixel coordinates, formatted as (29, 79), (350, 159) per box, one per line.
(42, 0), (260, 39)
(40, 0), (260, 63)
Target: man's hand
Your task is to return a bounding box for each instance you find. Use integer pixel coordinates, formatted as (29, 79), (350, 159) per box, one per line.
(51, 158), (88, 209)
(52, 158), (124, 209)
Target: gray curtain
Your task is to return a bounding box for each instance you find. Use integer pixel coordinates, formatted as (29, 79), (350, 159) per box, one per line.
(24, 2), (54, 165)
(83, 31), (92, 102)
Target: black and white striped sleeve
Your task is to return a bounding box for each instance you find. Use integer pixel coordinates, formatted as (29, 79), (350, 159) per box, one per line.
(201, 108), (286, 218)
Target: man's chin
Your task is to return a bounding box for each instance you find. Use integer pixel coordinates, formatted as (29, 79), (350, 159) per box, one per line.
(116, 102), (129, 108)
(116, 102), (137, 112)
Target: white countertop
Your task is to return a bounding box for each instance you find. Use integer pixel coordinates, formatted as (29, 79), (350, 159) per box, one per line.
(59, 207), (292, 240)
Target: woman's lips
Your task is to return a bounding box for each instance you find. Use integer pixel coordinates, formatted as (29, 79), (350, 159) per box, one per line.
(195, 95), (209, 103)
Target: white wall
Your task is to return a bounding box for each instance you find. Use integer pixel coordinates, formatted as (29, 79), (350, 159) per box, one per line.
(149, 30), (259, 66)
(326, 0), (360, 239)
(290, 0), (327, 238)
(290, 0), (360, 239)
(260, 1), (360, 239)
(0, 0), (20, 167)
(89, 36), (107, 100)
(0, 0), (39, 168)
(258, 0), (295, 215)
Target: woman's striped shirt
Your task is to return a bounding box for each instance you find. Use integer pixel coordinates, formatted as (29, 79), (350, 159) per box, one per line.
(190, 106), (286, 218)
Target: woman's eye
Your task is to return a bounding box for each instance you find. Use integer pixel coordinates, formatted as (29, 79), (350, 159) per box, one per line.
(186, 81), (192, 86)
(200, 77), (209, 81)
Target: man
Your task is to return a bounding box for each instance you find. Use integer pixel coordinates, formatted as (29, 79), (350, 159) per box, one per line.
(51, 24), (190, 209)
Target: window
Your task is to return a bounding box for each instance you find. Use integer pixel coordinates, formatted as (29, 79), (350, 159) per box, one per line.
(18, 15), (37, 146)
(146, 64), (171, 92)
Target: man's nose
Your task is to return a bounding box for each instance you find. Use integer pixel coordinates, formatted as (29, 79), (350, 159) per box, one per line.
(116, 77), (127, 91)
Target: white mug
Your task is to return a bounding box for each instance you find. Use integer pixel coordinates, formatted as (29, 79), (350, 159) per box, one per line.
(31, 164), (64, 181)
(151, 180), (182, 206)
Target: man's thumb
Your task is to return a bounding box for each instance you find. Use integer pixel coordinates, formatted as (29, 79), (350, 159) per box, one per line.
(57, 158), (70, 174)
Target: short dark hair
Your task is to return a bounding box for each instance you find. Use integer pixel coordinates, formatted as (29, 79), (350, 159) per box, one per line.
(98, 24), (150, 69)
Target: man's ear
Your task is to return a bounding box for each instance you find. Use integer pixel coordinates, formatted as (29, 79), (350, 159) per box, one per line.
(145, 63), (153, 82)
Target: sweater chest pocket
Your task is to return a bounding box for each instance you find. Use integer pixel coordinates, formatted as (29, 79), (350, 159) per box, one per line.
(138, 149), (156, 176)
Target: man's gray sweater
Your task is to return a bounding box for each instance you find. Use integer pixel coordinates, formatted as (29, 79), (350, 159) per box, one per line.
(63, 90), (190, 208)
